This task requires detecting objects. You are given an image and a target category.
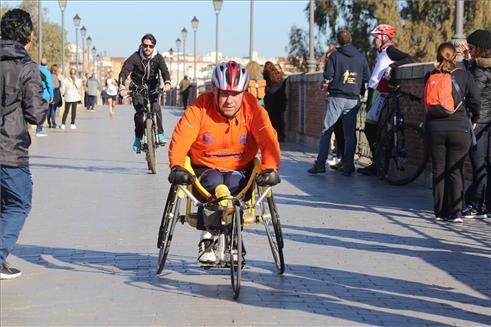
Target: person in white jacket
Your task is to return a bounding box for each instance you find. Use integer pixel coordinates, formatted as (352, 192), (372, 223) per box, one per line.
(60, 68), (82, 129)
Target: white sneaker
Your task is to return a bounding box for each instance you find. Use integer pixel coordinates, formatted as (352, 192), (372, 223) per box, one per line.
(70, 124), (77, 129)
(327, 157), (341, 166)
(198, 231), (216, 264)
(61, 124), (66, 129)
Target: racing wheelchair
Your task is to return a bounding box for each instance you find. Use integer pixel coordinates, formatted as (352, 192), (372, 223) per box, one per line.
(156, 157), (285, 299)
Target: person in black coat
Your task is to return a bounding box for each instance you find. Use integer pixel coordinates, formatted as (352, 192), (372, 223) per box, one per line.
(425, 42), (480, 223)
(263, 62), (287, 142)
(460, 29), (491, 218)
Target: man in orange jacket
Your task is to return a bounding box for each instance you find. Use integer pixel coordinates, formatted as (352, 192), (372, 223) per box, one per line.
(168, 61), (281, 264)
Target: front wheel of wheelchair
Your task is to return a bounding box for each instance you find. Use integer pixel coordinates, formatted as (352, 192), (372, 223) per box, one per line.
(157, 185), (180, 275)
(260, 189), (285, 274)
(228, 204), (242, 300)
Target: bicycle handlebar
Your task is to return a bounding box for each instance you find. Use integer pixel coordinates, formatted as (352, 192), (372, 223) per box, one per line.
(392, 86), (421, 103)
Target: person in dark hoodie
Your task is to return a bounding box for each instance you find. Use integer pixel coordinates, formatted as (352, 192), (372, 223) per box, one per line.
(308, 29), (370, 176)
(118, 33), (171, 153)
(460, 29), (491, 219)
(0, 9), (48, 279)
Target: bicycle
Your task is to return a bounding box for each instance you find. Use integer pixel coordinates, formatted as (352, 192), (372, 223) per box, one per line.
(156, 157), (285, 300)
(374, 86), (428, 186)
(128, 85), (163, 174)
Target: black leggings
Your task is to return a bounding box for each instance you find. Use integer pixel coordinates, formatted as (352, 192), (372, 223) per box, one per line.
(132, 93), (163, 138)
(62, 102), (78, 124)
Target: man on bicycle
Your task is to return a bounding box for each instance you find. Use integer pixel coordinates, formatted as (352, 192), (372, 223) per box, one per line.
(168, 61), (281, 264)
(358, 24), (414, 176)
(118, 33), (171, 152)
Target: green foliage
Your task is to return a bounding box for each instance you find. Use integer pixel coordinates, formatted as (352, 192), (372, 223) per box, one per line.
(287, 25), (308, 71)
(288, 0), (491, 68)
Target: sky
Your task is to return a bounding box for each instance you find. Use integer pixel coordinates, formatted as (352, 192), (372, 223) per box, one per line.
(3, 0), (311, 58)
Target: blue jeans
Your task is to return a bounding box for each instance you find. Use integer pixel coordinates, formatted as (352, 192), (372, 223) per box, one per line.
(466, 123), (491, 211)
(316, 97), (359, 170)
(0, 167), (33, 265)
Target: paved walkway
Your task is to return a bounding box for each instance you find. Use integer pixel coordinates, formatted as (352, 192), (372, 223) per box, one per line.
(1, 104), (490, 326)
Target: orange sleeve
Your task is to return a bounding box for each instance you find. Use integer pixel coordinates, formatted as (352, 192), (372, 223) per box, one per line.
(250, 101), (281, 171)
(168, 101), (202, 168)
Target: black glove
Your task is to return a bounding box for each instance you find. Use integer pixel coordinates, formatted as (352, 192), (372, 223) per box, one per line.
(256, 169), (281, 186)
(168, 166), (195, 185)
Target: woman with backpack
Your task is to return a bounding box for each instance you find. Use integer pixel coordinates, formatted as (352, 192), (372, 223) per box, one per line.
(425, 42), (480, 223)
(460, 29), (491, 219)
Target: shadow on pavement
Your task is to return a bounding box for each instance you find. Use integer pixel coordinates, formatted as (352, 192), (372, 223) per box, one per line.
(12, 243), (491, 325)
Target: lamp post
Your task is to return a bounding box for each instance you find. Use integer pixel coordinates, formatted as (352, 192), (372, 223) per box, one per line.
(169, 48), (174, 81)
(306, 0), (317, 73)
(181, 27), (188, 77)
(38, 0), (42, 63)
(86, 36), (92, 75)
(191, 16), (199, 82)
(176, 38), (182, 86)
(79, 26), (86, 75)
(212, 0), (223, 63)
(73, 14), (81, 73)
(91, 46), (96, 75)
(249, 0), (253, 60)
(96, 54), (100, 81)
(452, 0), (466, 59)
(58, 0), (67, 75)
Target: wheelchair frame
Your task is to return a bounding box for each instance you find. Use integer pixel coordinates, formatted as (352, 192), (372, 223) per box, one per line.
(156, 157), (285, 300)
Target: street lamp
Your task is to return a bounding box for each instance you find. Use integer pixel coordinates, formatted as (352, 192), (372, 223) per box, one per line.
(169, 48), (174, 81)
(96, 53), (100, 81)
(306, 0), (317, 73)
(181, 27), (188, 77)
(191, 16), (199, 82)
(79, 26), (86, 75)
(58, 0), (67, 75)
(73, 14), (81, 73)
(213, 0), (223, 63)
(176, 38), (182, 86)
(86, 36), (92, 75)
(91, 46), (96, 74)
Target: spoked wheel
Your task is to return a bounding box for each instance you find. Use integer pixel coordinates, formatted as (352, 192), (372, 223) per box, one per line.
(145, 118), (157, 174)
(375, 123), (427, 186)
(228, 204), (242, 300)
(157, 185), (180, 275)
(259, 187), (285, 274)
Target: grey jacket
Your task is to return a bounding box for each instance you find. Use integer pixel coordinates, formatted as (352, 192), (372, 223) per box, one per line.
(0, 40), (48, 167)
(86, 77), (100, 96)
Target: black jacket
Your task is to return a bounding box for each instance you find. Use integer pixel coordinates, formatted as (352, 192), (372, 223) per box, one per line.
(118, 49), (170, 90)
(0, 40), (47, 167)
(323, 44), (370, 99)
(425, 66), (481, 131)
(466, 57), (491, 124)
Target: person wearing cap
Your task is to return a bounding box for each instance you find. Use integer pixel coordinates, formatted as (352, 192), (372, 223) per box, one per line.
(460, 29), (491, 219)
(168, 61), (281, 265)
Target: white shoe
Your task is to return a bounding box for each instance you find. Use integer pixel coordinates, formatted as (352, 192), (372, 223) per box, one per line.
(327, 157), (341, 166)
(198, 231), (216, 264)
(70, 124), (77, 129)
(61, 124), (66, 129)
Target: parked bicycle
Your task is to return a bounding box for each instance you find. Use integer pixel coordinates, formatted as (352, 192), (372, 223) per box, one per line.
(128, 85), (162, 174)
(375, 87), (428, 185)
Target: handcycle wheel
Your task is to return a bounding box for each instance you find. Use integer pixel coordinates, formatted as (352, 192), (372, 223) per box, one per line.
(259, 187), (285, 274)
(375, 123), (428, 186)
(156, 185), (180, 275)
(229, 204), (242, 300)
(146, 118), (157, 174)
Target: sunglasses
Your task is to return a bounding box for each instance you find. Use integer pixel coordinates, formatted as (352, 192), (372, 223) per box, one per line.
(142, 44), (155, 49)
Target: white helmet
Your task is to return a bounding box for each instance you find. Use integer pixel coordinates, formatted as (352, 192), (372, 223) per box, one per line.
(211, 61), (250, 92)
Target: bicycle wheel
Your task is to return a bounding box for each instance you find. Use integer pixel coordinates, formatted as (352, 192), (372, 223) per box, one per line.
(375, 123), (428, 186)
(229, 204), (242, 300)
(260, 188), (285, 274)
(156, 185), (180, 275)
(146, 118), (157, 174)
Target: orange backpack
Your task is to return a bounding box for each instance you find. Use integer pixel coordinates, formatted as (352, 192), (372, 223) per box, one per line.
(248, 79), (266, 100)
(424, 68), (463, 117)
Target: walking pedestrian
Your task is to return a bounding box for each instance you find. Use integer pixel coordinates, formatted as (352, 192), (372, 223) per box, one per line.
(0, 8), (48, 279)
(105, 70), (118, 117)
(86, 73), (100, 112)
(460, 29), (491, 219)
(60, 68), (82, 129)
(47, 64), (62, 128)
(425, 42), (480, 223)
(179, 75), (191, 109)
(246, 60), (266, 106)
(36, 57), (53, 137)
(308, 29), (370, 176)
